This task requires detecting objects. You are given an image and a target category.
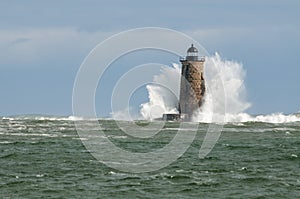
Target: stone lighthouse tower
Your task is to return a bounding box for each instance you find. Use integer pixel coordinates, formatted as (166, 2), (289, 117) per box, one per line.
(179, 44), (206, 121)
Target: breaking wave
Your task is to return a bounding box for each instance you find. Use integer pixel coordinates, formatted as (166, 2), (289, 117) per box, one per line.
(140, 53), (300, 124)
(1, 115), (89, 121)
(140, 63), (181, 120)
(224, 112), (300, 123)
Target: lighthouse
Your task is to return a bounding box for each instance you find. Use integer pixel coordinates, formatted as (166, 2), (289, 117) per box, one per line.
(162, 44), (206, 121)
(179, 44), (206, 121)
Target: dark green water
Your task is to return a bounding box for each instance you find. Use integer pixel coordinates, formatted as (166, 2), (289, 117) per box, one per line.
(0, 116), (299, 198)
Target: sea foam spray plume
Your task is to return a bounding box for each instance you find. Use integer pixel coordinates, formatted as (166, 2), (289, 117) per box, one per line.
(140, 53), (251, 122)
(193, 53), (251, 122)
(140, 64), (181, 120)
(141, 53), (300, 123)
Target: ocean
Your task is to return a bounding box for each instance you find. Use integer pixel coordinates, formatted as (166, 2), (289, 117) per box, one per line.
(0, 115), (299, 198)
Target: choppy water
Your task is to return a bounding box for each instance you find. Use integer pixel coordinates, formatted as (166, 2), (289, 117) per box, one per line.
(0, 116), (299, 198)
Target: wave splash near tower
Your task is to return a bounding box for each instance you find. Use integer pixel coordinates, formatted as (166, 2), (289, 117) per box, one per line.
(140, 52), (299, 123)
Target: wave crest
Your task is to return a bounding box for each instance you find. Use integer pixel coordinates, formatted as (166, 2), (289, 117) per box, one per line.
(140, 53), (299, 124)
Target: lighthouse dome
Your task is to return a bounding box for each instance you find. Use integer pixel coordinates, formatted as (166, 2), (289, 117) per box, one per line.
(186, 44), (198, 61)
(187, 44), (198, 53)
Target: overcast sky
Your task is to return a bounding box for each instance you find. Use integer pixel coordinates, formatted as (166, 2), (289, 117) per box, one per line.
(0, 0), (299, 116)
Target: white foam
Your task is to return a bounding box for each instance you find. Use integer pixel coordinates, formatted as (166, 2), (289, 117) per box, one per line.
(0, 115), (97, 121)
(140, 63), (180, 120)
(1, 117), (15, 121)
(192, 53), (251, 123)
(0, 141), (14, 144)
(34, 116), (85, 121)
(224, 112), (300, 123)
(140, 53), (300, 124)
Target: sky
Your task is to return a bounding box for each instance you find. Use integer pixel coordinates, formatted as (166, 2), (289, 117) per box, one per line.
(0, 0), (299, 116)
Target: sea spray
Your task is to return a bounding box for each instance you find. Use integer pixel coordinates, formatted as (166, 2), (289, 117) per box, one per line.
(140, 53), (300, 123)
(140, 53), (251, 122)
(140, 64), (181, 120)
(192, 53), (251, 122)
(224, 112), (300, 123)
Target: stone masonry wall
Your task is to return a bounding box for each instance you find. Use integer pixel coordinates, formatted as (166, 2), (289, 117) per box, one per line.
(179, 60), (205, 120)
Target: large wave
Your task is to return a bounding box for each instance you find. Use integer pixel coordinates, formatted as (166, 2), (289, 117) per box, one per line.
(140, 64), (181, 120)
(140, 53), (300, 124)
